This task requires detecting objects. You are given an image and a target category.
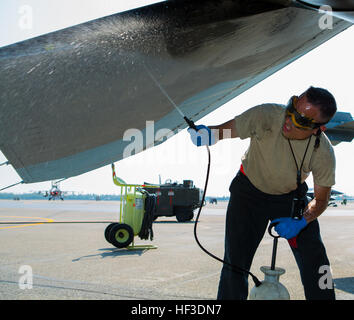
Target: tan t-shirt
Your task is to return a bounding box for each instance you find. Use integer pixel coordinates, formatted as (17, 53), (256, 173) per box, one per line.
(234, 104), (336, 195)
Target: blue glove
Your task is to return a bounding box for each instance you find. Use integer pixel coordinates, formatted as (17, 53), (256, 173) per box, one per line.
(187, 125), (215, 147)
(272, 217), (307, 240)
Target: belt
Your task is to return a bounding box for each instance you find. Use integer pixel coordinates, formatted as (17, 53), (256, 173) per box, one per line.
(240, 164), (246, 176)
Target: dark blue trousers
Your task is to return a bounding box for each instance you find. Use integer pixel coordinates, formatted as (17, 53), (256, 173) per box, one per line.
(217, 171), (335, 300)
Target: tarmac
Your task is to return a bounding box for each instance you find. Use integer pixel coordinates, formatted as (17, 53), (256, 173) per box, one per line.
(0, 199), (353, 301)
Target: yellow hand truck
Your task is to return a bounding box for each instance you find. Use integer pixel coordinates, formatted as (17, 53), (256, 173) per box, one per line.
(104, 163), (158, 250)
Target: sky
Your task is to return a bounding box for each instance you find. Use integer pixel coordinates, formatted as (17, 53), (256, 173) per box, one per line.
(0, 1), (353, 197)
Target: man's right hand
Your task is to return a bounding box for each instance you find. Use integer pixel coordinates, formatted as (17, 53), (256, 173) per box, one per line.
(188, 125), (216, 147)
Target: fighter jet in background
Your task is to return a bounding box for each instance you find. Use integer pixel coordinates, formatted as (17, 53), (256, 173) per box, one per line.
(39, 181), (65, 200)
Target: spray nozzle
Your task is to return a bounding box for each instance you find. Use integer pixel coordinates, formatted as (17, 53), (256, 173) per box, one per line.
(184, 116), (196, 130)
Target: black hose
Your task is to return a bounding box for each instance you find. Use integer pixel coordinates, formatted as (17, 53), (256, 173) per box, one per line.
(139, 192), (157, 241)
(193, 145), (262, 287)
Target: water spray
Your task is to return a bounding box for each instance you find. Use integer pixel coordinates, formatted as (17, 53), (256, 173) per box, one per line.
(144, 64), (263, 288)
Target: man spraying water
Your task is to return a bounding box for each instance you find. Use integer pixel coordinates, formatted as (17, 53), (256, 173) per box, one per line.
(188, 86), (337, 300)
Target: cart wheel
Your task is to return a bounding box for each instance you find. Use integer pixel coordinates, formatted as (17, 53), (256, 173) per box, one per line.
(104, 223), (118, 243)
(109, 223), (134, 248)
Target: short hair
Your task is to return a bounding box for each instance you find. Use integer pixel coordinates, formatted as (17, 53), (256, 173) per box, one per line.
(304, 86), (337, 121)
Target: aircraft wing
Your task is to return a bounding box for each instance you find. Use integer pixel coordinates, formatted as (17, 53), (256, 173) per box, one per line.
(0, 0), (353, 183)
(307, 187), (344, 199)
(326, 112), (354, 145)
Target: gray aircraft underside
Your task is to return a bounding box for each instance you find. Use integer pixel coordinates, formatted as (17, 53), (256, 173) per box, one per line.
(0, 0), (353, 184)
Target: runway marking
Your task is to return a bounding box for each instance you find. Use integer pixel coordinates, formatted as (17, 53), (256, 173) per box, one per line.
(0, 216), (54, 230)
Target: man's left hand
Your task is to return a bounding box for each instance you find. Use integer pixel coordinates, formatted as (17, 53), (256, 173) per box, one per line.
(271, 217), (307, 239)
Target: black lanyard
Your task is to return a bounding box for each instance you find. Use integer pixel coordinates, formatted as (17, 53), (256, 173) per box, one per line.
(287, 136), (313, 218)
(287, 135), (312, 193)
